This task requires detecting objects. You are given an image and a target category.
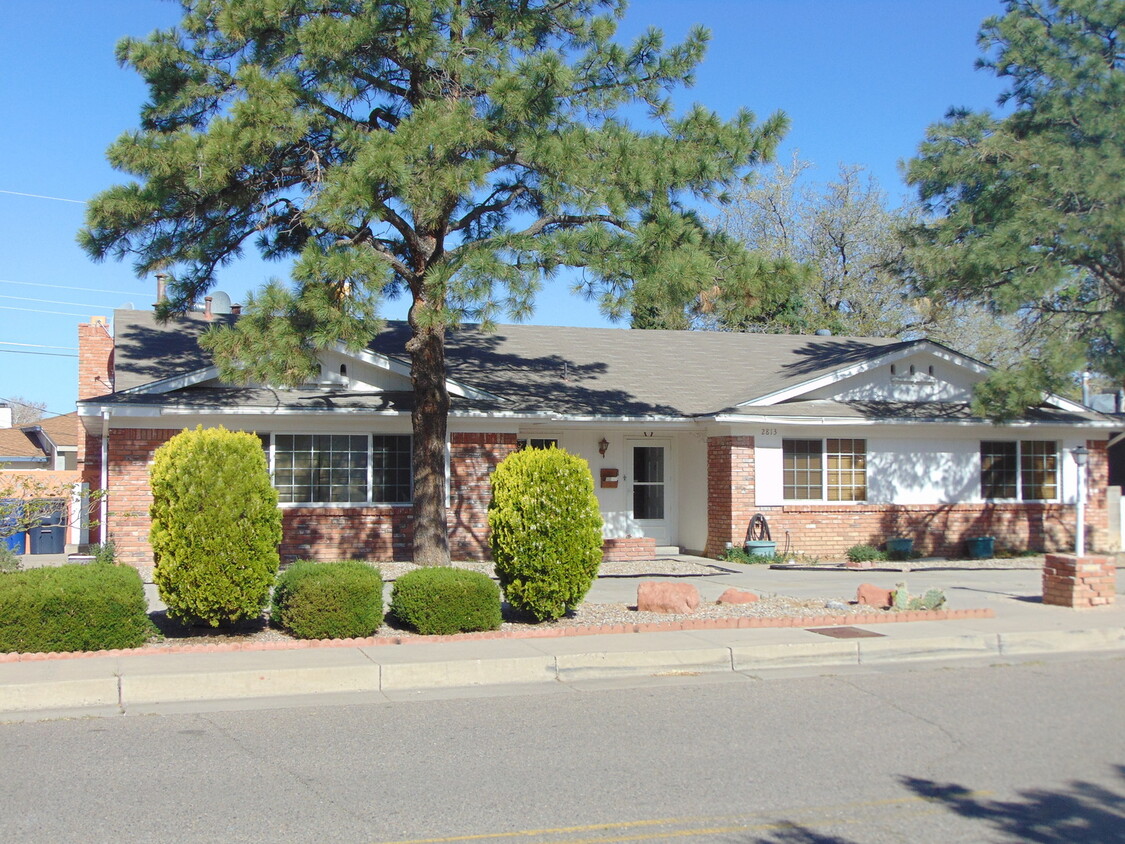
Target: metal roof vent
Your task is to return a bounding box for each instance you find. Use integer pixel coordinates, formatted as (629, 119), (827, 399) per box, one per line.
(193, 291), (232, 315)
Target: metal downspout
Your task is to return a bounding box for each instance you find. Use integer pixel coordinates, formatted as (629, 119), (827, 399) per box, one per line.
(100, 409), (110, 544)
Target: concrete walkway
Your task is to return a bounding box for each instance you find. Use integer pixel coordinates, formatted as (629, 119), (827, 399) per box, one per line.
(2, 555), (1123, 721)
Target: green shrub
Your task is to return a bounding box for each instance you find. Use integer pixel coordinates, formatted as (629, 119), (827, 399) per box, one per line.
(846, 544), (887, 563)
(0, 563), (151, 653)
(150, 426), (282, 627)
(271, 561), (383, 639)
(488, 446), (603, 622)
(90, 540), (116, 566)
(0, 545), (20, 574)
(389, 567), (502, 635)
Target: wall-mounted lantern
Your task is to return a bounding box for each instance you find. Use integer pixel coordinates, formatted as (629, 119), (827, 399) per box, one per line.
(598, 437), (609, 457)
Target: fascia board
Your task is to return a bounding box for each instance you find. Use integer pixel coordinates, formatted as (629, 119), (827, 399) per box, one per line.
(120, 365), (222, 396)
(736, 341), (991, 408)
(335, 342), (503, 403)
(712, 412), (1117, 429)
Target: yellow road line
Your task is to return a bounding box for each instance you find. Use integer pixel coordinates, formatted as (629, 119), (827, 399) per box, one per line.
(371, 791), (992, 844)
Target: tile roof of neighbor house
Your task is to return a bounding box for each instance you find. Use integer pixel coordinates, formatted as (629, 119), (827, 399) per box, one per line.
(0, 427), (46, 460)
(28, 412), (79, 448)
(105, 309), (912, 416)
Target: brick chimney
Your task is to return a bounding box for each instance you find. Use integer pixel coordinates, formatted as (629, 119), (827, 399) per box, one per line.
(78, 317), (114, 401)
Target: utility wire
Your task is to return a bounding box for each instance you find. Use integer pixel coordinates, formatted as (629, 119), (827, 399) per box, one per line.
(0, 341), (77, 351)
(0, 189), (86, 204)
(0, 394), (74, 418)
(0, 305), (95, 318)
(0, 278), (135, 295)
(0, 348), (78, 359)
(0, 294), (116, 310)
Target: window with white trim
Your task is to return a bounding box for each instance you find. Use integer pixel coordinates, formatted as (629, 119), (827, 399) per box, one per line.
(264, 434), (411, 504)
(980, 440), (1058, 501)
(783, 438), (867, 501)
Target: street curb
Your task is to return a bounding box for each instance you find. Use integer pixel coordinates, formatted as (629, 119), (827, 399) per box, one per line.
(2, 624), (1124, 716)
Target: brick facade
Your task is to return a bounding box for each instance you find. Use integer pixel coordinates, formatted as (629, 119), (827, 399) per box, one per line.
(93, 427), (516, 566)
(706, 436), (1109, 560)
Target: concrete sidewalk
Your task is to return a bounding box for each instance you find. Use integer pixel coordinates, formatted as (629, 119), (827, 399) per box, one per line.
(1, 560), (1123, 721)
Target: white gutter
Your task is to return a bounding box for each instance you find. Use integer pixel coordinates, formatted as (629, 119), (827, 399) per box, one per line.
(99, 409), (110, 545)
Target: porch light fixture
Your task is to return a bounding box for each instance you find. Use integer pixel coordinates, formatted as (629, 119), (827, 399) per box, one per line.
(1072, 445), (1089, 556)
(598, 437), (609, 457)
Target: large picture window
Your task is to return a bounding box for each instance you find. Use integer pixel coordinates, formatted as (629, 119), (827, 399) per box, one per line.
(783, 438), (867, 501)
(980, 440), (1058, 501)
(266, 434), (411, 504)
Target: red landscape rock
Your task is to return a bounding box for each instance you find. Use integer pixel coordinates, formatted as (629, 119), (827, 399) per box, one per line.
(856, 583), (893, 609)
(637, 581), (700, 614)
(717, 588), (759, 604)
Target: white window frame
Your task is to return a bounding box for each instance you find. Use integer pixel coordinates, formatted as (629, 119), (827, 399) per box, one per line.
(262, 433), (413, 507)
(782, 437), (868, 503)
(979, 440), (1059, 502)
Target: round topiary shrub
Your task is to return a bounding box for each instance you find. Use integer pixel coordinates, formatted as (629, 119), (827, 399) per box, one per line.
(389, 567), (502, 635)
(271, 560), (383, 639)
(150, 426), (282, 627)
(488, 446), (603, 622)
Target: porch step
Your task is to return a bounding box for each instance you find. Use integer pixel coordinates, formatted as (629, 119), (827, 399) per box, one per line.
(654, 545), (682, 556)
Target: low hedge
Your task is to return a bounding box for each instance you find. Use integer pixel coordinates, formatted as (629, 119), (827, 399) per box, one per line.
(271, 560), (383, 640)
(0, 563), (152, 653)
(389, 567), (502, 635)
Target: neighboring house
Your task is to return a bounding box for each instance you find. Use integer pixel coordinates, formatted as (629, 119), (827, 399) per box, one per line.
(76, 308), (1116, 567)
(0, 411), (83, 550)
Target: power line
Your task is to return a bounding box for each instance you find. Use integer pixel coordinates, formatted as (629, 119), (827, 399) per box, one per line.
(0, 341), (77, 351)
(0, 294), (116, 310)
(0, 278), (137, 295)
(0, 189), (86, 204)
(0, 394), (74, 418)
(0, 305), (93, 318)
(0, 348), (78, 359)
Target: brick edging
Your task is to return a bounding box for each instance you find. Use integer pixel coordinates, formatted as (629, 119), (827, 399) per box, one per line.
(0, 607), (995, 662)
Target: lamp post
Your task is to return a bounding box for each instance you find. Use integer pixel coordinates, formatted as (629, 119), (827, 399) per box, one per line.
(1072, 444), (1089, 556)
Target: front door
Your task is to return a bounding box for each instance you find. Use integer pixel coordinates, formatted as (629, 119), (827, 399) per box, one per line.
(626, 439), (672, 545)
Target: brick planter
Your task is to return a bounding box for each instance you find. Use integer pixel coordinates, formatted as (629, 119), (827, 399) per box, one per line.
(602, 537), (657, 562)
(1042, 554), (1116, 608)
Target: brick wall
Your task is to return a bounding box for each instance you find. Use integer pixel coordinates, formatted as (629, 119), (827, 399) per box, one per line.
(447, 432), (517, 561)
(99, 427), (518, 566)
(1043, 554), (1116, 608)
(705, 436), (755, 558)
(76, 319), (115, 543)
(602, 537), (657, 562)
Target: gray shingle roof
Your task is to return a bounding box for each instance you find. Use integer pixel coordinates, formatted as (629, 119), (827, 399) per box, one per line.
(103, 309), (909, 416)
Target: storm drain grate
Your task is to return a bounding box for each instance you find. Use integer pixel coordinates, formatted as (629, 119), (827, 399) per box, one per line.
(806, 626), (885, 639)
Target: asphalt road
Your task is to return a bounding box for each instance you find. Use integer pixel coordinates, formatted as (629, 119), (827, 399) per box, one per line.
(2, 656), (1123, 843)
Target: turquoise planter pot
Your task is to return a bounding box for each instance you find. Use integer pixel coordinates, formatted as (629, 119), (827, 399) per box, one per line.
(744, 540), (777, 557)
(966, 536), (995, 559)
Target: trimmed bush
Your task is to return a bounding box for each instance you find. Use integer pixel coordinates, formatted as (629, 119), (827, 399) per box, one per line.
(0, 563), (151, 653)
(271, 561), (383, 639)
(389, 567), (502, 635)
(846, 544), (886, 563)
(150, 426), (282, 627)
(488, 446), (603, 622)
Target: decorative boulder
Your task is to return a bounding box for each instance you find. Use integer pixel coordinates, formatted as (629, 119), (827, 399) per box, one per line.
(717, 588), (759, 605)
(637, 581), (700, 614)
(856, 583), (893, 609)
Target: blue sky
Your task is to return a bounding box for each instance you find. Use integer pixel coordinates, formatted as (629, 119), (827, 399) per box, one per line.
(0, 0), (1007, 418)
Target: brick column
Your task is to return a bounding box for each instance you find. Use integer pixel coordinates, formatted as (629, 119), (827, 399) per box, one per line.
(705, 435), (755, 558)
(447, 432), (518, 560)
(1042, 553), (1116, 608)
(76, 319), (115, 544)
(1084, 439), (1109, 551)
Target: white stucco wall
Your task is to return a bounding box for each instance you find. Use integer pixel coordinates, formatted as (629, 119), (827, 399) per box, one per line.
(754, 426), (1087, 507)
(805, 352), (978, 403)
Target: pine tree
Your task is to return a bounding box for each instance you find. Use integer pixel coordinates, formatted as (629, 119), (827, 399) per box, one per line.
(80, 0), (787, 563)
(905, 0), (1125, 416)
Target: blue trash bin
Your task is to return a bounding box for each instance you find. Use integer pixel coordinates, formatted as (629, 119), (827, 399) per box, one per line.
(29, 525), (66, 555)
(3, 531), (25, 554)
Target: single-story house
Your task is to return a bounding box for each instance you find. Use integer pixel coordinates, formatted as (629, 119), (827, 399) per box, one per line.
(1, 410), (83, 551)
(76, 307), (1118, 567)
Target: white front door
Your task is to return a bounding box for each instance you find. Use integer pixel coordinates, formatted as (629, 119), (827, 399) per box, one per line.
(626, 439), (672, 545)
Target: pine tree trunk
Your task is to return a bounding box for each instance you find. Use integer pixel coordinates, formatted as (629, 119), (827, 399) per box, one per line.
(407, 320), (451, 566)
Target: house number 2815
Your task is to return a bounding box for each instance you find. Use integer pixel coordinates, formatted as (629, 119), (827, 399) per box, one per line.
(760, 428), (778, 436)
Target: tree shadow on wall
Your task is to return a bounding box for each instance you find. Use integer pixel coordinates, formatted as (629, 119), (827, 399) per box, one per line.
(899, 770), (1125, 843)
